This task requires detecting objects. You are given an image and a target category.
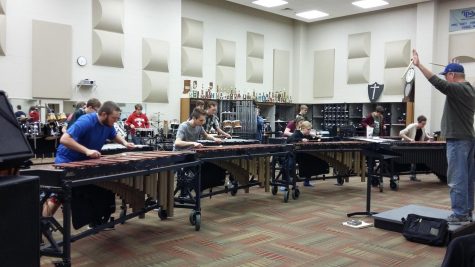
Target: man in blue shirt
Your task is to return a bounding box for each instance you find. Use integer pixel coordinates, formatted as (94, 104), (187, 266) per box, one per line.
(43, 101), (134, 217)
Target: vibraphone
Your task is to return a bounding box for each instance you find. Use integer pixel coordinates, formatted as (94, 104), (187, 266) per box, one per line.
(174, 143), (291, 228)
(21, 151), (198, 267)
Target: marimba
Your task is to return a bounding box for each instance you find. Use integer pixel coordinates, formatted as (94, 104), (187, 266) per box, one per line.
(21, 151), (198, 267)
(197, 138), (259, 146)
(174, 143), (291, 223)
(292, 141), (367, 185)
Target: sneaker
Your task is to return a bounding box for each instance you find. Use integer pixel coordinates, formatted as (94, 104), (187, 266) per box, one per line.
(447, 214), (470, 224)
(410, 176), (421, 182)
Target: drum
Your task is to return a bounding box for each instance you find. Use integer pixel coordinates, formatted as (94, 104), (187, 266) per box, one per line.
(57, 113), (67, 122)
(232, 120), (241, 129)
(28, 122), (43, 137)
(44, 121), (60, 140)
(46, 113), (57, 122)
(135, 128), (154, 138)
(114, 122), (127, 137)
(222, 120), (232, 129)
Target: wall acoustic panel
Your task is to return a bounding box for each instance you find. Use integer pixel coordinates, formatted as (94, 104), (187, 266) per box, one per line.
(0, 0), (6, 56)
(92, 0), (124, 33)
(142, 71), (168, 103)
(181, 17), (203, 77)
(246, 57), (263, 84)
(384, 67), (405, 95)
(313, 49), (335, 98)
(385, 39), (411, 68)
(247, 32), (264, 58)
(142, 38), (169, 72)
(348, 57), (369, 84)
(246, 32), (264, 83)
(182, 47), (202, 77)
(348, 32), (370, 59)
(93, 29), (123, 68)
(216, 39), (235, 67)
(0, 15), (5, 56)
(32, 20), (72, 99)
(273, 49), (290, 92)
(449, 32), (475, 63)
(216, 65), (235, 90)
(182, 18), (203, 49)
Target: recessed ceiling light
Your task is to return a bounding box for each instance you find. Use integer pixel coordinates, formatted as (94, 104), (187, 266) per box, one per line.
(252, 0), (288, 8)
(296, 10), (329, 20)
(352, 0), (389, 9)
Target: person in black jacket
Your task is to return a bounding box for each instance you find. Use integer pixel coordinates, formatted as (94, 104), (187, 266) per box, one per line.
(287, 121), (313, 186)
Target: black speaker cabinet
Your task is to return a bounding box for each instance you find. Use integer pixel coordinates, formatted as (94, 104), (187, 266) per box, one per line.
(0, 176), (40, 267)
(0, 90), (34, 168)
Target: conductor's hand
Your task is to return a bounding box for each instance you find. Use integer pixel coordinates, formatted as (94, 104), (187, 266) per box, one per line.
(86, 149), (101, 159)
(193, 142), (203, 148)
(125, 142), (135, 149)
(412, 49), (420, 67)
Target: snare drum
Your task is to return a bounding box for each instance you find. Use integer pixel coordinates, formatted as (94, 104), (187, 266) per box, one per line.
(57, 112), (67, 122)
(135, 128), (154, 137)
(222, 120), (232, 129)
(46, 113), (57, 122)
(232, 120), (242, 129)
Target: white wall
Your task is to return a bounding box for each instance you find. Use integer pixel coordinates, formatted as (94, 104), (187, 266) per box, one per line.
(301, 6), (418, 104)
(431, 0), (475, 131)
(0, 0), (181, 121)
(181, 0), (294, 95)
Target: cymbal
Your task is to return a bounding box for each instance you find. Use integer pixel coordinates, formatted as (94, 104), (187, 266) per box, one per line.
(275, 120), (286, 123)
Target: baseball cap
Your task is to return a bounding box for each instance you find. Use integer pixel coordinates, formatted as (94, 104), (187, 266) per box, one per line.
(440, 63), (464, 75)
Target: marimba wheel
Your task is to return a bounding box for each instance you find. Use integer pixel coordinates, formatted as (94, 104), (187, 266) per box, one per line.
(292, 188), (300, 200)
(283, 190), (289, 203)
(336, 176), (345, 186)
(230, 180), (238, 196)
(158, 208), (168, 220)
(271, 186), (278, 195)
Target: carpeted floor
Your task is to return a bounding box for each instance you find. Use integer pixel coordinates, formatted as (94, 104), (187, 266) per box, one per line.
(41, 174), (451, 267)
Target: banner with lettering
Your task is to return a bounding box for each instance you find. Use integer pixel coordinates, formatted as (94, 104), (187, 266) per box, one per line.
(450, 7), (475, 32)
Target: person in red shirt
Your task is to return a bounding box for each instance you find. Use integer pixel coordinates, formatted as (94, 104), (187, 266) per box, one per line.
(125, 104), (150, 144)
(28, 106), (40, 122)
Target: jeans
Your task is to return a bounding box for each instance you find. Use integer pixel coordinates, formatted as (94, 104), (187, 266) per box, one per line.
(446, 139), (475, 217)
(132, 135), (143, 145)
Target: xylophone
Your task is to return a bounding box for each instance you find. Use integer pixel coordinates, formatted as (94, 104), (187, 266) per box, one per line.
(21, 150), (198, 267)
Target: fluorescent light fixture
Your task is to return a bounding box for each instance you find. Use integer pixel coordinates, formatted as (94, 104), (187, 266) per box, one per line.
(252, 0), (288, 8)
(352, 0), (389, 9)
(296, 10), (329, 20)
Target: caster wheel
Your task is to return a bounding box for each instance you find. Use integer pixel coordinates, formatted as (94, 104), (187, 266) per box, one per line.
(371, 176), (379, 187)
(271, 186), (278, 195)
(283, 190), (289, 203)
(379, 183), (384, 192)
(189, 211), (196, 226)
(158, 208), (168, 220)
(194, 213), (201, 231)
(337, 176), (345, 185)
(230, 181), (238, 196)
(292, 188), (300, 200)
(390, 181), (399, 191)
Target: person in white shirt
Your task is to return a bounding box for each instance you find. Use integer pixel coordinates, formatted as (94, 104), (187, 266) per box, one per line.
(399, 115), (433, 181)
